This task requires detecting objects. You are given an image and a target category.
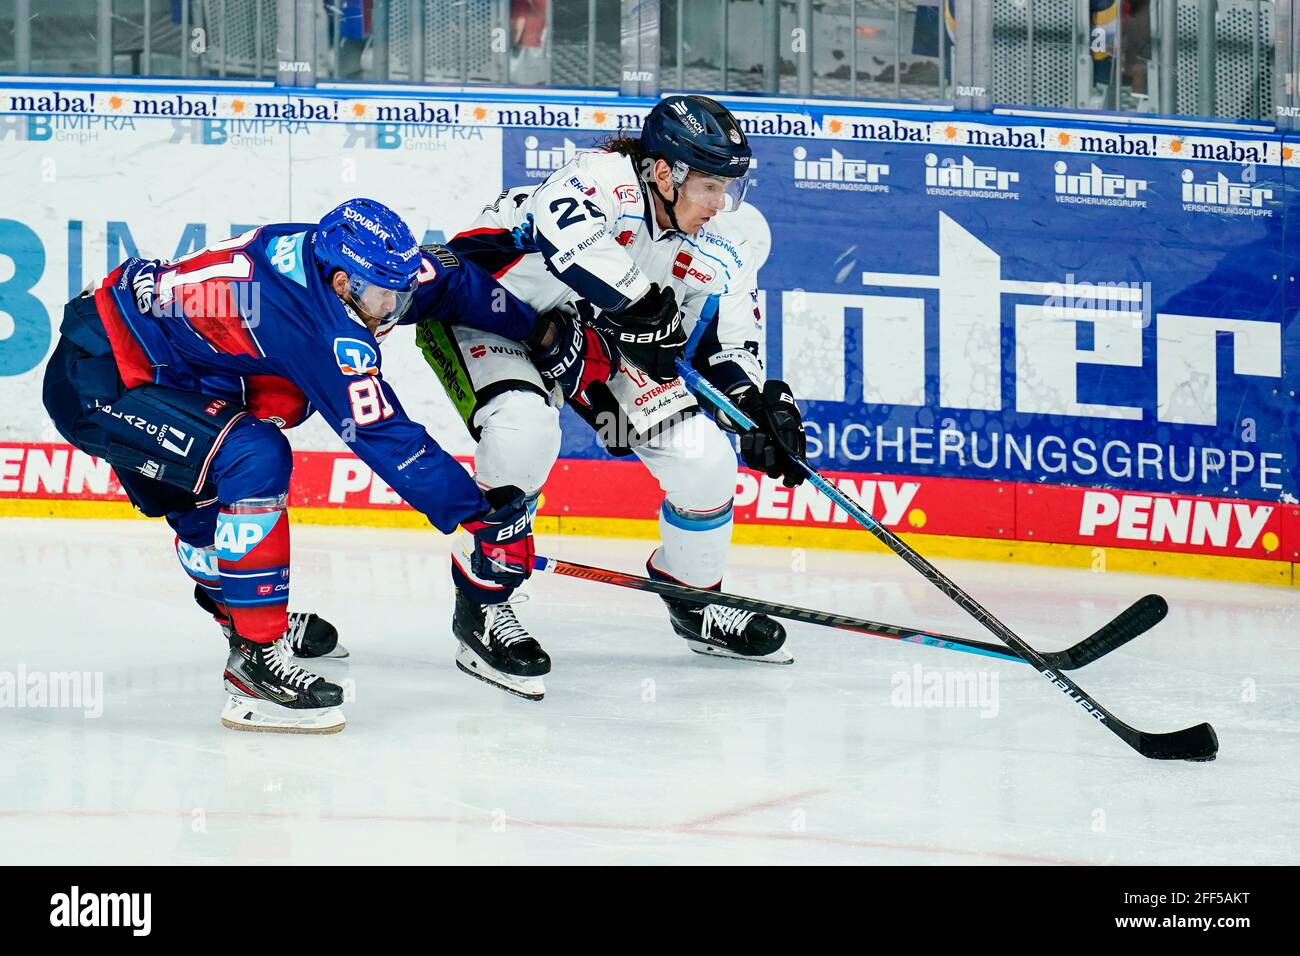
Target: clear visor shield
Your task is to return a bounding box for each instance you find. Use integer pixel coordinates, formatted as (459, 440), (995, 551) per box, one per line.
(677, 170), (749, 213)
(348, 274), (416, 330)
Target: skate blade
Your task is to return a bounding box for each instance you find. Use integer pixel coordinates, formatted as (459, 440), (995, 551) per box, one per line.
(220, 694), (347, 734)
(686, 641), (795, 665)
(455, 649), (545, 701)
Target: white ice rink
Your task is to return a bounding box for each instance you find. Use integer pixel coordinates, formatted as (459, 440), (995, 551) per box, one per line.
(1, 517), (1296, 865)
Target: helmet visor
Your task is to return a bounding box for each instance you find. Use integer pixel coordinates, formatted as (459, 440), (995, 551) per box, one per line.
(677, 169), (749, 213)
(348, 273), (417, 330)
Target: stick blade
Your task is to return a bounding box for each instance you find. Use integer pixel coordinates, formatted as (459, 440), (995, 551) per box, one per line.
(1137, 721), (1219, 762)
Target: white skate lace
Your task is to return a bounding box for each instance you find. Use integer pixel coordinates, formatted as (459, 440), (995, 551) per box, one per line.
(701, 604), (757, 639)
(488, 602), (533, 647)
(285, 613), (311, 652)
(261, 637), (320, 688)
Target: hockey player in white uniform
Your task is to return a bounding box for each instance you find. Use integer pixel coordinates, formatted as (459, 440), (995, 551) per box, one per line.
(417, 95), (808, 697)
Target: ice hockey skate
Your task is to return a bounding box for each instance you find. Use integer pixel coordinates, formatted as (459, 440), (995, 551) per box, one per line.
(647, 560), (791, 663)
(195, 585), (347, 659)
(452, 589), (551, 700)
(221, 636), (347, 734)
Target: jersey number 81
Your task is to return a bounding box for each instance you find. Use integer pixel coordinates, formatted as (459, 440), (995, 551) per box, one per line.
(347, 378), (395, 426)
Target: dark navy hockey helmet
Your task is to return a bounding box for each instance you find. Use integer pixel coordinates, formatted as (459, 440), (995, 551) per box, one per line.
(315, 198), (421, 327)
(640, 95), (751, 211)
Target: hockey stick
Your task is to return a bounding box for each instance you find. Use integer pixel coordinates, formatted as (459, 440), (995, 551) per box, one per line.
(534, 553), (1166, 670)
(676, 360), (1217, 762)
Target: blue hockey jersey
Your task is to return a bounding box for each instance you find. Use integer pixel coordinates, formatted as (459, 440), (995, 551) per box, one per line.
(80, 222), (539, 533)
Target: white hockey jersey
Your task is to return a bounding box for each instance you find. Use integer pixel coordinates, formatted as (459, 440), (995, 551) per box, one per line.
(450, 148), (771, 397)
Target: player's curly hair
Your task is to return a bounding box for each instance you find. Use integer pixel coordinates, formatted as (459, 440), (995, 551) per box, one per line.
(595, 133), (644, 160)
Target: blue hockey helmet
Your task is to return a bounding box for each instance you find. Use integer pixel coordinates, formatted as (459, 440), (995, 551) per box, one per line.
(640, 95), (751, 212)
(315, 198), (421, 328)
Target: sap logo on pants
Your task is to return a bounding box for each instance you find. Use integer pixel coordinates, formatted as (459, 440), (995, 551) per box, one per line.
(176, 542), (218, 579)
(215, 521), (266, 555)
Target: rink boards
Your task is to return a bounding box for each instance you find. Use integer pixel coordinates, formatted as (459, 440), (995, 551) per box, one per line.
(2, 78), (1299, 586)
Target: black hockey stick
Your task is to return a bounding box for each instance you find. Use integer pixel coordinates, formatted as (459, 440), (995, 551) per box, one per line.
(534, 553), (1166, 670)
(678, 362), (1217, 761)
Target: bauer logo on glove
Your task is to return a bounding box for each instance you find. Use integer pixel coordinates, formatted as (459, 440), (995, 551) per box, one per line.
(527, 309), (619, 408)
(591, 284), (687, 384)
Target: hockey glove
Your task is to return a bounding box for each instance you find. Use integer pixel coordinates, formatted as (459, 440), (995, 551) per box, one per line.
(592, 283), (687, 384)
(729, 380), (807, 487)
(527, 309), (619, 408)
(462, 487), (536, 588)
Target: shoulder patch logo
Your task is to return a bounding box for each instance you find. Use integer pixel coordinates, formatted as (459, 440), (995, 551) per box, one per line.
(267, 232), (308, 287)
(567, 175), (598, 197)
(333, 337), (380, 376)
(613, 183), (639, 204)
(421, 243), (461, 270)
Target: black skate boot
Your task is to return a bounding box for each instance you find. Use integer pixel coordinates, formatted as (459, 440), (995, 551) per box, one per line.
(221, 636), (346, 733)
(195, 585), (347, 659)
(648, 564), (793, 664)
(452, 589), (551, 700)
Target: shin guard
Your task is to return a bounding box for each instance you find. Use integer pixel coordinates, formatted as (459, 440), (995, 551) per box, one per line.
(214, 495), (290, 643)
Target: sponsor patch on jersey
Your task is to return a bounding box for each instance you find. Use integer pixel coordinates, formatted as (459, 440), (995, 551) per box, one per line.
(671, 251), (714, 285)
(333, 337), (380, 376)
(267, 232), (308, 287)
(568, 175), (597, 197)
(615, 230), (635, 247)
(468, 343), (527, 361)
(613, 183), (639, 204)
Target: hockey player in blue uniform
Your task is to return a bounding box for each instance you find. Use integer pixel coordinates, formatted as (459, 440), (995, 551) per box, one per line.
(42, 198), (564, 731)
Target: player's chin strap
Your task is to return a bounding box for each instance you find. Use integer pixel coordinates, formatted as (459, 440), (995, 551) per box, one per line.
(645, 164), (686, 235)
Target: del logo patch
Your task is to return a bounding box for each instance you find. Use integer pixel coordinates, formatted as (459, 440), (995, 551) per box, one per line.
(333, 337), (380, 376)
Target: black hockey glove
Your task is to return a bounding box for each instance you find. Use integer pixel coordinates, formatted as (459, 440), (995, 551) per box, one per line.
(527, 309), (619, 408)
(591, 283), (687, 384)
(728, 380), (807, 487)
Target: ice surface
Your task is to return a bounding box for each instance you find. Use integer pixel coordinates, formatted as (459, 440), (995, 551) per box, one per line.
(1, 517), (1295, 864)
